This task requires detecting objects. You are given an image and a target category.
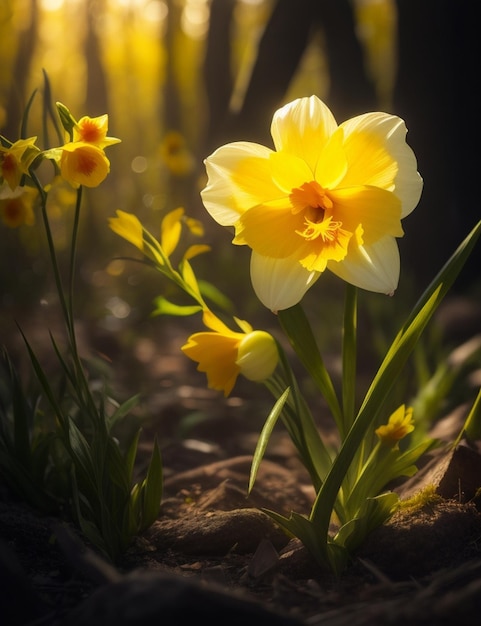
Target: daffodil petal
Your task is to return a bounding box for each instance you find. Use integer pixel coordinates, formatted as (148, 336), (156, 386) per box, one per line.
(60, 142), (110, 188)
(202, 142), (279, 225)
(181, 331), (241, 396)
(327, 236), (400, 294)
(329, 186), (403, 245)
(314, 127), (348, 188)
(250, 251), (320, 311)
(340, 112), (422, 216)
(202, 309), (236, 334)
(161, 207), (184, 256)
(271, 96), (338, 173)
(235, 202), (304, 258)
(109, 210), (144, 250)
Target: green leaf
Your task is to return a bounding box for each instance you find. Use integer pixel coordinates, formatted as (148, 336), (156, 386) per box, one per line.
(0, 135), (13, 148)
(139, 437), (163, 530)
(197, 279), (234, 312)
(309, 220), (481, 542)
(333, 492), (399, 555)
(151, 296), (202, 317)
(67, 419), (99, 497)
(17, 328), (67, 431)
(248, 387), (290, 494)
(107, 394), (140, 432)
(125, 429), (141, 483)
(1, 347), (32, 470)
(20, 88), (38, 140)
(458, 385), (481, 443)
(104, 437), (131, 494)
(264, 508), (332, 570)
(70, 471), (109, 558)
(55, 101), (77, 141)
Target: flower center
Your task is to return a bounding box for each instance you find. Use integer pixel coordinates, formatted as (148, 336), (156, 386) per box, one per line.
(289, 180), (332, 214)
(77, 151), (97, 177)
(5, 198), (21, 220)
(290, 181), (342, 243)
(78, 120), (102, 143)
(1, 153), (16, 175)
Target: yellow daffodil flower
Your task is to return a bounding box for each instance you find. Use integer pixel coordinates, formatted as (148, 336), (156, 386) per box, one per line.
(73, 114), (121, 149)
(181, 310), (279, 396)
(59, 142), (111, 188)
(159, 131), (195, 176)
(0, 184), (37, 227)
(375, 404), (415, 445)
(201, 95), (422, 311)
(0, 137), (40, 191)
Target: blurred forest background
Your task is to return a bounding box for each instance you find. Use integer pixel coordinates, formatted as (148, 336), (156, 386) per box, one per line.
(0, 0), (479, 395)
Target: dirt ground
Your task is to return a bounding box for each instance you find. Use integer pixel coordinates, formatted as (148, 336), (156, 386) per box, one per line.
(1, 298), (481, 625)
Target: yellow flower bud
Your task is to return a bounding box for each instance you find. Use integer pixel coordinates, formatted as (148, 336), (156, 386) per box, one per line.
(236, 330), (279, 382)
(182, 312), (278, 396)
(375, 405), (414, 445)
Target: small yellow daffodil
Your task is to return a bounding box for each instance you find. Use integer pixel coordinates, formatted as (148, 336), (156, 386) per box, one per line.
(73, 114), (121, 149)
(181, 310), (279, 396)
(201, 95), (422, 310)
(59, 142), (111, 188)
(0, 184), (37, 227)
(0, 137), (40, 190)
(375, 404), (415, 445)
(159, 131), (195, 176)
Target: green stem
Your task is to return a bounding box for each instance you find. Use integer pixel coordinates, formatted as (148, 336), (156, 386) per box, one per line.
(31, 170), (95, 418)
(278, 304), (343, 430)
(30, 170), (70, 329)
(341, 284), (357, 436)
(67, 188), (82, 351)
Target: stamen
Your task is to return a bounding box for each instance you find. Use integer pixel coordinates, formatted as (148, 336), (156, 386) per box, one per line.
(297, 217), (343, 242)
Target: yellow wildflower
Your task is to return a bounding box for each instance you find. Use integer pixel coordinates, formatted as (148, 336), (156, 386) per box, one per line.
(59, 142), (111, 188)
(181, 310), (279, 396)
(73, 114), (121, 149)
(0, 137), (40, 190)
(201, 95), (422, 311)
(159, 131), (195, 176)
(0, 185), (37, 227)
(375, 405), (415, 444)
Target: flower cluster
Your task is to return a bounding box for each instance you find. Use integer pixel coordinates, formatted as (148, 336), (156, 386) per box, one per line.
(0, 105), (120, 228)
(0, 137), (40, 227)
(44, 107), (121, 189)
